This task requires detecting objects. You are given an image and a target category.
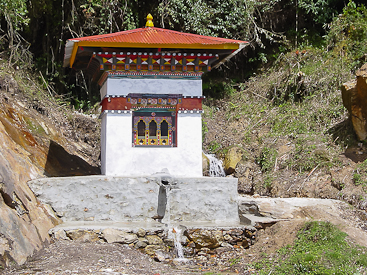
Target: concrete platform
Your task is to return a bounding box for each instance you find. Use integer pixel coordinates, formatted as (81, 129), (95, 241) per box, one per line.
(28, 175), (239, 225)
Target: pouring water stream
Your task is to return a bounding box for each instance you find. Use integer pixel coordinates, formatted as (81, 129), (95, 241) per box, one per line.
(157, 153), (226, 260)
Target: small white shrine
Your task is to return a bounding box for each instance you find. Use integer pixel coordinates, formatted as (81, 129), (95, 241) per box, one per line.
(63, 15), (247, 177)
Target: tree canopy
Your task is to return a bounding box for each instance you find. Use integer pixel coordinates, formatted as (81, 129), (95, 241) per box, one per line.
(0, 0), (365, 107)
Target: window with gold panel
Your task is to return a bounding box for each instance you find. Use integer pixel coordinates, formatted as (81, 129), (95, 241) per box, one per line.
(133, 110), (176, 147)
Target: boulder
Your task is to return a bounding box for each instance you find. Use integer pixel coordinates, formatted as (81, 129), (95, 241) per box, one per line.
(136, 228), (146, 237)
(135, 238), (148, 249)
(154, 250), (172, 262)
(185, 229), (223, 249)
(235, 161), (254, 194)
(146, 235), (163, 245)
(53, 229), (70, 240)
(144, 245), (166, 256)
(66, 230), (100, 242)
(102, 229), (138, 244)
(223, 147), (243, 174)
(341, 63), (367, 140)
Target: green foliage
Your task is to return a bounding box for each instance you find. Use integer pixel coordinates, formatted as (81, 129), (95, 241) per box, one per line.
(0, 0), (29, 32)
(353, 159), (367, 187)
(202, 121), (208, 143)
(296, 0), (344, 25)
(258, 147), (278, 173)
(253, 221), (367, 274)
(257, 146), (277, 190)
(208, 140), (221, 153)
(326, 1), (367, 70)
(0, 0), (32, 66)
(158, 0), (282, 45)
(77, 0), (139, 35)
(263, 47), (352, 105)
(288, 136), (332, 172)
(229, 257), (241, 266)
(203, 79), (237, 99)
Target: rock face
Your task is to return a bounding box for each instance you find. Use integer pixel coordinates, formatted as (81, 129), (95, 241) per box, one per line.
(0, 114), (57, 267)
(0, 72), (100, 267)
(341, 63), (367, 140)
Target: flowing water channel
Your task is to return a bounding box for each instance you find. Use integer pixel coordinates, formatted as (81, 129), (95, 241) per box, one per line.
(204, 153), (226, 177)
(168, 226), (187, 261)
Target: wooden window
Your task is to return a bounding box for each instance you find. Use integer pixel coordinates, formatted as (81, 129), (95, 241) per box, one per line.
(133, 110), (176, 147)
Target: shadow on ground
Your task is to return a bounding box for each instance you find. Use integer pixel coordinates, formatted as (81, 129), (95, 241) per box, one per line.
(328, 118), (367, 162)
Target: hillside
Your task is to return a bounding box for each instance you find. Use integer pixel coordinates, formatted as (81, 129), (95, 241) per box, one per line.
(1, 0), (367, 273)
(0, 58), (100, 267)
(202, 3), (367, 213)
(203, 52), (367, 210)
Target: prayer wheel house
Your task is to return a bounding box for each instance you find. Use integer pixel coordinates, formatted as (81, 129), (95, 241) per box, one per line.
(63, 14), (247, 177)
(28, 15), (249, 230)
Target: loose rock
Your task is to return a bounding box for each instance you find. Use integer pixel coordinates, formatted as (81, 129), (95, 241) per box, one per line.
(146, 235), (163, 245)
(102, 228), (138, 244)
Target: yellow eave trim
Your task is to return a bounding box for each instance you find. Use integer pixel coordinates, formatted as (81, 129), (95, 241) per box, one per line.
(69, 40), (246, 68)
(69, 42), (79, 68)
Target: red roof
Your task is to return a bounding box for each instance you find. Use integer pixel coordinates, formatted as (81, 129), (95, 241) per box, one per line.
(71, 27), (247, 46)
(64, 27), (248, 67)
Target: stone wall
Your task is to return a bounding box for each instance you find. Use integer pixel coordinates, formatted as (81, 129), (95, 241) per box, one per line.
(50, 226), (257, 262)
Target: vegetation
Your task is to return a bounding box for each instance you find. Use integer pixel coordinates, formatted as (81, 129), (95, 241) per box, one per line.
(202, 1), (367, 196)
(251, 221), (367, 274)
(353, 159), (367, 187)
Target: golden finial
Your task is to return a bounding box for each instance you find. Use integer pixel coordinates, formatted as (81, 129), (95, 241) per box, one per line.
(146, 14), (154, 27)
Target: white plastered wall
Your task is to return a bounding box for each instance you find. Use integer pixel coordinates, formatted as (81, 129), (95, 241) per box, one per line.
(100, 78), (202, 99)
(101, 112), (203, 177)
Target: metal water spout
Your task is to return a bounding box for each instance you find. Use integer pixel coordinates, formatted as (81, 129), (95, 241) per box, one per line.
(153, 168), (174, 187)
(152, 168), (176, 222)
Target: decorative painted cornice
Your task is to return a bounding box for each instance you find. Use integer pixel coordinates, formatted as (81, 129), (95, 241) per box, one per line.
(92, 52), (217, 76)
(98, 70), (203, 86)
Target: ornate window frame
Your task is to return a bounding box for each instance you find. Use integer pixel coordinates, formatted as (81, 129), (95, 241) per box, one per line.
(133, 109), (176, 147)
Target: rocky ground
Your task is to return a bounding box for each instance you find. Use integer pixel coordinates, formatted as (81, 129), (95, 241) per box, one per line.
(3, 197), (367, 275)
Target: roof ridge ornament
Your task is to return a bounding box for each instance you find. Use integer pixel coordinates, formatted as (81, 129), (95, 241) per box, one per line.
(145, 14), (154, 27)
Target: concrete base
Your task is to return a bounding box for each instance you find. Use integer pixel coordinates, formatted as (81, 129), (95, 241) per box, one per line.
(28, 175), (239, 225)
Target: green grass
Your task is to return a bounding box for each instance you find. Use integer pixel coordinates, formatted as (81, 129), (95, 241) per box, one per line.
(252, 221), (367, 274)
(353, 160), (367, 187)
